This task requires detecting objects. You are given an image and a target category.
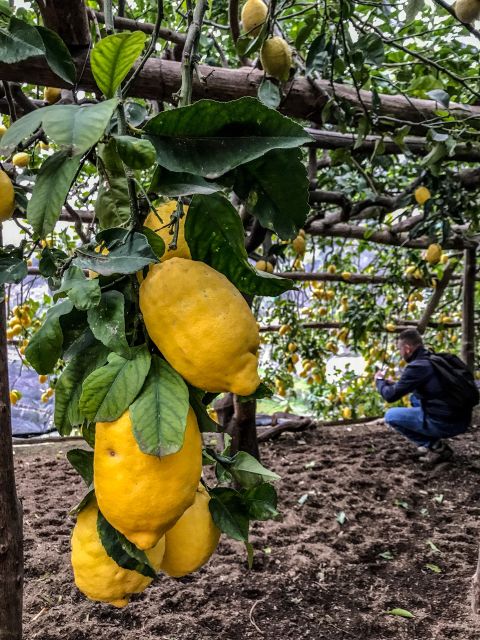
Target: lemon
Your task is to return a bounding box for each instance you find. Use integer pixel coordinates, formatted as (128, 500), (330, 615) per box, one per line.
(454, 0), (480, 22)
(260, 37), (292, 82)
(12, 152), (30, 168)
(425, 243), (442, 265)
(342, 407), (352, 420)
(256, 259), (274, 273)
(140, 258), (260, 395)
(341, 271), (352, 281)
(144, 201), (190, 262)
(278, 324), (291, 336)
(326, 264), (337, 275)
(292, 235), (306, 255)
(94, 408), (202, 550)
(71, 499), (165, 607)
(241, 0), (268, 37)
(0, 169), (15, 221)
(44, 87), (61, 104)
(161, 484), (220, 577)
(0, 124), (7, 138)
(414, 186), (431, 205)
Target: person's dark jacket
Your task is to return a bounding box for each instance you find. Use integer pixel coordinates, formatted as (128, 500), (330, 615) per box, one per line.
(376, 346), (471, 424)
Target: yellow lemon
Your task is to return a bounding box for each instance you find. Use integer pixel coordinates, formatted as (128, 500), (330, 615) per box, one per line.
(94, 409), (202, 550)
(140, 258), (260, 395)
(342, 407), (352, 420)
(292, 235), (306, 255)
(425, 243), (442, 265)
(0, 124), (7, 138)
(278, 324), (291, 336)
(260, 37), (292, 82)
(454, 0), (480, 22)
(161, 484), (220, 578)
(241, 0), (268, 37)
(71, 499), (165, 608)
(0, 169), (15, 221)
(414, 186), (431, 205)
(256, 259), (274, 273)
(12, 152), (30, 168)
(44, 87), (61, 104)
(144, 201), (190, 262)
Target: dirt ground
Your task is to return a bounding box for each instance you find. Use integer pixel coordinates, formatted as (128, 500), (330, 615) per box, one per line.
(14, 419), (480, 640)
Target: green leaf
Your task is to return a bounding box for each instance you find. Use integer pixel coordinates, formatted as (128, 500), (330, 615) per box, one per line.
(385, 608), (414, 619)
(144, 97), (312, 179)
(150, 166), (222, 197)
(55, 266), (101, 310)
(0, 250), (27, 285)
(427, 89), (450, 109)
(79, 347), (151, 422)
(87, 291), (131, 358)
(25, 300), (73, 374)
(425, 563), (442, 573)
(245, 541), (254, 569)
(27, 150), (81, 237)
(188, 386), (218, 433)
(405, 0), (424, 22)
(257, 78), (281, 109)
(235, 148), (310, 239)
(229, 451), (280, 489)
(74, 229), (158, 275)
(66, 449), (93, 486)
(97, 510), (156, 579)
(42, 99), (119, 156)
(35, 26), (75, 84)
(141, 226), (165, 260)
(0, 107), (46, 154)
(95, 139), (131, 229)
(70, 489), (95, 517)
(186, 193), (293, 296)
(91, 31), (147, 98)
(38, 247), (68, 278)
(115, 135), (156, 169)
(130, 355), (190, 456)
(54, 339), (109, 435)
(237, 381), (273, 402)
(243, 483), (278, 520)
(0, 17), (44, 64)
(208, 487), (250, 542)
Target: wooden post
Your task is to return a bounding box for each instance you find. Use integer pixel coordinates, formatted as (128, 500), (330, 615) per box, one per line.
(0, 225), (23, 640)
(461, 247), (476, 371)
(417, 261), (457, 334)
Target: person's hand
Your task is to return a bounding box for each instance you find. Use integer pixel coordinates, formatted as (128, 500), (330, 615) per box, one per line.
(374, 369), (386, 381)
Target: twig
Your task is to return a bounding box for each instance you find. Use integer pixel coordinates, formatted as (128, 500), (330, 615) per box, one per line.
(228, 0), (240, 43)
(432, 0), (480, 42)
(177, 0), (209, 107)
(249, 599), (265, 635)
(2, 81), (16, 122)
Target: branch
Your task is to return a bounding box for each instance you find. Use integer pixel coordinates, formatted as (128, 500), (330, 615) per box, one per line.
(431, 0), (480, 42)
(417, 261), (457, 333)
(277, 270), (388, 284)
(177, 0), (209, 107)
(228, 0), (240, 43)
(89, 10), (185, 45)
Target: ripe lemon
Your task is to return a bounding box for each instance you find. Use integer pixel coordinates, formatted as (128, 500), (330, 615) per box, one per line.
(0, 124), (7, 138)
(44, 87), (61, 104)
(278, 324), (291, 336)
(12, 152), (30, 168)
(260, 37), (292, 82)
(71, 499), (165, 607)
(292, 235), (306, 255)
(0, 169), (15, 221)
(454, 0), (480, 22)
(161, 484), (220, 577)
(241, 0), (268, 37)
(342, 407), (352, 420)
(140, 258), (260, 395)
(256, 259), (274, 273)
(425, 243), (442, 265)
(414, 186), (431, 205)
(94, 408), (202, 550)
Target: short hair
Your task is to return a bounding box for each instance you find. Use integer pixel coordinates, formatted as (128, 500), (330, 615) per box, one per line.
(398, 328), (423, 347)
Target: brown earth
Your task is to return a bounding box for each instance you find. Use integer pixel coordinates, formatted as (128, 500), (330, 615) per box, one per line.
(14, 420), (480, 640)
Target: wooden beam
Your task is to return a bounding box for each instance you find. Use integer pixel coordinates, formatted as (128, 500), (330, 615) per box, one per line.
(277, 271), (388, 284)
(0, 226), (23, 640)
(38, 0), (90, 50)
(461, 247), (476, 370)
(90, 10), (186, 45)
(1, 55), (480, 126)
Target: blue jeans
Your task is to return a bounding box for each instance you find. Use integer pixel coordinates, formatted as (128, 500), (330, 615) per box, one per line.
(384, 395), (469, 448)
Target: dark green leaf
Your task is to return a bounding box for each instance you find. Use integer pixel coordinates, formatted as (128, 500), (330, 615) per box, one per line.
(427, 89), (450, 109)
(54, 339), (109, 435)
(355, 34), (384, 66)
(237, 381), (273, 402)
(236, 148), (310, 239)
(27, 150), (81, 237)
(82, 423), (96, 448)
(97, 510), (156, 578)
(405, 0), (425, 22)
(70, 489), (95, 517)
(186, 193), (294, 296)
(25, 300), (73, 374)
(230, 451), (280, 489)
(188, 386), (218, 433)
(0, 250), (27, 285)
(95, 139), (131, 229)
(144, 97), (312, 179)
(115, 135), (156, 169)
(91, 31), (147, 98)
(0, 17), (44, 64)
(141, 226), (165, 260)
(38, 247), (68, 278)
(74, 230), (158, 276)
(66, 449), (94, 486)
(150, 166), (222, 197)
(209, 487), (250, 542)
(87, 290), (130, 358)
(130, 355), (190, 456)
(306, 34), (327, 75)
(0, 107), (46, 154)
(243, 483), (279, 520)
(55, 266), (101, 310)
(79, 346), (151, 422)
(36, 26), (75, 84)
(235, 20), (268, 57)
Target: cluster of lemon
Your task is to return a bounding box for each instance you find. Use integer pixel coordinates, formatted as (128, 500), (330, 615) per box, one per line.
(241, 0), (292, 81)
(71, 201), (261, 607)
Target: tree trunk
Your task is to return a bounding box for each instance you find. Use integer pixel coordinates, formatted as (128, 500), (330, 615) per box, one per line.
(417, 261), (457, 334)
(229, 396), (259, 461)
(461, 247), (477, 371)
(0, 225), (23, 640)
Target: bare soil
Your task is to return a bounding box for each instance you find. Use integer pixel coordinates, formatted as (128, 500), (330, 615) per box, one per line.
(14, 420), (480, 640)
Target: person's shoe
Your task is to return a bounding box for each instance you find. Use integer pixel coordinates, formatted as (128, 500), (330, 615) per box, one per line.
(418, 441), (453, 464)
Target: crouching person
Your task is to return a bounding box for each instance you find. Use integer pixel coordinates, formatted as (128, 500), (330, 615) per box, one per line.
(374, 328), (477, 464)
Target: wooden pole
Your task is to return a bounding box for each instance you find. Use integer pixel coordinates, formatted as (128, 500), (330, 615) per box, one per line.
(417, 261), (457, 334)
(461, 247), (477, 371)
(0, 225), (23, 640)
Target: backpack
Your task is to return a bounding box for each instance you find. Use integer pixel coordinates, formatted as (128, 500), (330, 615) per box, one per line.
(426, 352), (479, 410)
